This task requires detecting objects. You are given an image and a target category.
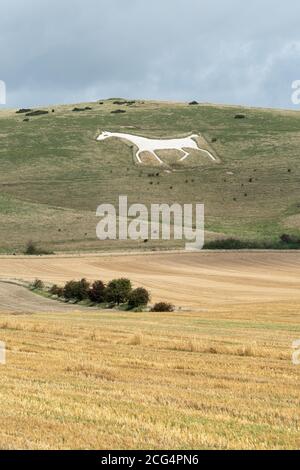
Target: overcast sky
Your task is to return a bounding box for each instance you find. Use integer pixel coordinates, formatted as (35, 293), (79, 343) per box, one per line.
(1, 0), (300, 109)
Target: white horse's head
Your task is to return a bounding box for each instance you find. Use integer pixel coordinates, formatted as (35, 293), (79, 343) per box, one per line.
(97, 131), (112, 141)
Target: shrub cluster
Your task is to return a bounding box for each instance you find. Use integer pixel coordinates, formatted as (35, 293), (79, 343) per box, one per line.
(48, 278), (153, 309)
(31, 279), (44, 290)
(204, 236), (300, 250)
(151, 302), (175, 312)
(42, 277), (176, 312)
(25, 110), (49, 117)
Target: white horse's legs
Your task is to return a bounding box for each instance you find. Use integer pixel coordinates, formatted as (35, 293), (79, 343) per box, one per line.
(135, 150), (163, 164)
(179, 149), (189, 161)
(136, 150), (142, 164)
(152, 151), (164, 164)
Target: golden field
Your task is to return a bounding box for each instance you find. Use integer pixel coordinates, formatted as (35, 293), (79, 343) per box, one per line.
(0, 251), (299, 449)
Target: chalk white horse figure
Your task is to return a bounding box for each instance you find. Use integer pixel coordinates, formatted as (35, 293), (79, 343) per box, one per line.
(97, 131), (216, 164)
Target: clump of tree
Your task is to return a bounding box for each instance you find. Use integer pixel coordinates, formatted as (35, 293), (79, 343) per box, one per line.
(128, 288), (150, 309)
(105, 278), (132, 305)
(49, 284), (64, 297)
(38, 277), (175, 313)
(89, 280), (106, 303)
(63, 279), (90, 301)
(31, 279), (44, 290)
(45, 277), (152, 310)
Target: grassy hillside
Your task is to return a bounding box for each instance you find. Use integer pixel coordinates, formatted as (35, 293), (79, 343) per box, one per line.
(0, 99), (300, 252)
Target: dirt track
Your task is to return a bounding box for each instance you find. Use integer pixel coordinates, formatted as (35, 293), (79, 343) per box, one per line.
(0, 251), (300, 310)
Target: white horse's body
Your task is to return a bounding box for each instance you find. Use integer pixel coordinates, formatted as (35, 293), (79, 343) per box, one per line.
(97, 131), (216, 164)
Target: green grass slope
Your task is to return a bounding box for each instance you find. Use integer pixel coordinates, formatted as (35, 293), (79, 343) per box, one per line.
(0, 99), (300, 253)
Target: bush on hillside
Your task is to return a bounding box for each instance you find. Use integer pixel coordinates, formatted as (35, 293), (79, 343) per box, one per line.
(280, 233), (300, 245)
(63, 279), (90, 301)
(25, 110), (48, 117)
(24, 240), (53, 256)
(128, 288), (150, 308)
(105, 278), (132, 305)
(25, 240), (39, 255)
(16, 108), (31, 114)
(205, 237), (300, 250)
(49, 284), (64, 297)
(111, 109), (126, 114)
(89, 280), (106, 303)
(32, 279), (44, 290)
(151, 302), (175, 312)
(205, 238), (249, 249)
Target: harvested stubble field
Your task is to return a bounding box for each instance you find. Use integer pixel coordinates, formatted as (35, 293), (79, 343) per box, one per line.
(0, 251), (299, 449)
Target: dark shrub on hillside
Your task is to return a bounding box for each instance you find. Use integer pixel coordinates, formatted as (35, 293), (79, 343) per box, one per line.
(151, 302), (175, 312)
(32, 279), (44, 289)
(280, 233), (293, 244)
(189, 101), (198, 105)
(111, 109), (126, 114)
(205, 238), (251, 249)
(105, 278), (132, 305)
(49, 284), (64, 297)
(16, 108), (31, 114)
(89, 280), (106, 303)
(205, 237), (300, 250)
(280, 234), (300, 245)
(63, 279), (90, 301)
(25, 110), (49, 117)
(234, 113), (246, 119)
(25, 240), (38, 255)
(24, 240), (53, 255)
(128, 288), (150, 308)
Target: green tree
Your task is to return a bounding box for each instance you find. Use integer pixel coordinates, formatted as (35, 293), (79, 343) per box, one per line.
(63, 279), (90, 301)
(89, 280), (106, 303)
(128, 288), (150, 308)
(105, 278), (132, 305)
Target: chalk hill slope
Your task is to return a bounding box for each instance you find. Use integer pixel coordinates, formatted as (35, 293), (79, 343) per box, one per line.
(0, 99), (299, 252)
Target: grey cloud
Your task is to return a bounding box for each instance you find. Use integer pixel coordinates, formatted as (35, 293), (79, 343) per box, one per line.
(1, 0), (300, 108)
